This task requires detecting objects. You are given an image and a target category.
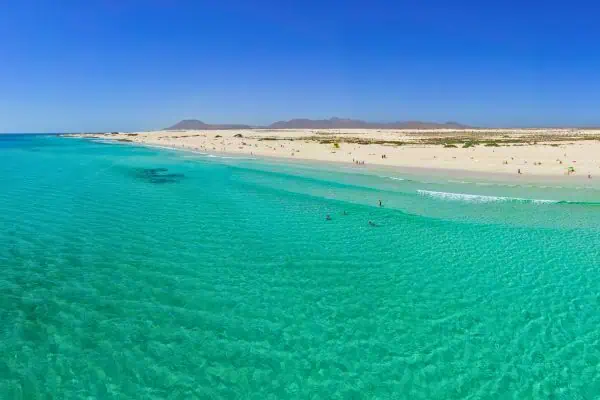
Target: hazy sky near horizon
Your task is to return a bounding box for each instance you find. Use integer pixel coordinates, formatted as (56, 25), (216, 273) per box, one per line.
(2, 0), (600, 132)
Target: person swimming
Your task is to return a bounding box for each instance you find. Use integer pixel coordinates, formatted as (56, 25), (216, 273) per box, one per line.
(326, 214), (332, 221)
(368, 220), (378, 227)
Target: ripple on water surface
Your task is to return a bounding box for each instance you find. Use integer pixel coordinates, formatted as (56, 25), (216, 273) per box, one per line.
(1, 135), (600, 398)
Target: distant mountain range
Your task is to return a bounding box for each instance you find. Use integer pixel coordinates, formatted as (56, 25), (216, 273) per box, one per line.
(166, 117), (471, 130)
(167, 119), (252, 130)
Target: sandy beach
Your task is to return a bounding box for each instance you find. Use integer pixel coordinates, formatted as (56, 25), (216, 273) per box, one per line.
(68, 128), (600, 183)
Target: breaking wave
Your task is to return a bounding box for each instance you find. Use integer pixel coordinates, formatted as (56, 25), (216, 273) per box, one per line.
(416, 190), (558, 204)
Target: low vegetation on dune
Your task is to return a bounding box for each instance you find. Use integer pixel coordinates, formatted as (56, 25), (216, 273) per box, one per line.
(253, 132), (600, 148)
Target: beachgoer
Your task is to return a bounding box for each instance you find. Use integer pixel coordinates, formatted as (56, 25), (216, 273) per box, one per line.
(326, 214), (331, 221)
(379, 200), (382, 207)
(518, 169), (521, 174)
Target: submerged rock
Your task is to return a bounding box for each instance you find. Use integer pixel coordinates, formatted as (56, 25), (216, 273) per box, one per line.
(133, 167), (184, 184)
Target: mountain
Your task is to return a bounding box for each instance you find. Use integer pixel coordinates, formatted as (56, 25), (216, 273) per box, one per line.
(166, 119), (252, 130)
(268, 117), (471, 129)
(166, 118), (471, 130)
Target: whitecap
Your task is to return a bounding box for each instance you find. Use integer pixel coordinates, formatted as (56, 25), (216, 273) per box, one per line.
(416, 190), (557, 204)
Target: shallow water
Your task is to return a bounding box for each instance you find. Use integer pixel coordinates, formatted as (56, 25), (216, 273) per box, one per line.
(2, 135), (600, 398)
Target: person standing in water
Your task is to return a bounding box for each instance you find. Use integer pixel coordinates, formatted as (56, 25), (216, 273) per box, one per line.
(378, 200), (382, 207)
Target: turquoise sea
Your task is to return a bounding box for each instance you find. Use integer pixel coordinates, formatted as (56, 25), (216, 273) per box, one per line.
(2, 134), (600, 399)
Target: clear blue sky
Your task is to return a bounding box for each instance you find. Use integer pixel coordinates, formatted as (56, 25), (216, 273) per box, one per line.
(2, 0), (600, 132)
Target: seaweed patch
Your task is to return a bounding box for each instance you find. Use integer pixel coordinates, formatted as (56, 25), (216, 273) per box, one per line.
(134, 167), (184, 184)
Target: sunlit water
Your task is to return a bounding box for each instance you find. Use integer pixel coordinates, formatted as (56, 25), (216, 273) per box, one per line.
(2, 134), (600, 399)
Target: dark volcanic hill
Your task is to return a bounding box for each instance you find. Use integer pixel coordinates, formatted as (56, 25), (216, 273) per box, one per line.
(268, 117), (471, 129)
(166, 119), (252, 130)
(166, 117), (471, 130)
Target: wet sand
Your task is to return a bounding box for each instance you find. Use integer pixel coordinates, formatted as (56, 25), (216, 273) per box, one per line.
(66, 128), (600, 184)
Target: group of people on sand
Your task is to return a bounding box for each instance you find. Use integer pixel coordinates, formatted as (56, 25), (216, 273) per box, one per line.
(516, 164), (592, 178)
(350, 155), (387, 164)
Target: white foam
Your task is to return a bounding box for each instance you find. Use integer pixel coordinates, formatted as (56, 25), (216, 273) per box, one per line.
(202, 154), (256, 160)
(377, 175), (406, 181)
(416, 190), (557, 204)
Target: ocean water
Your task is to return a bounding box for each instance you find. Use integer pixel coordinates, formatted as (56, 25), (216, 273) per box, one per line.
(2, 134), (600, 399)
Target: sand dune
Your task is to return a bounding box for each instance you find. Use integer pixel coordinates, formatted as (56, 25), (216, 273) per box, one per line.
(67, 128), (600, 183)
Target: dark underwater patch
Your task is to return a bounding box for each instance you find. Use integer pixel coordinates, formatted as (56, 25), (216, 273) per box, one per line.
(133, 167), (185, 184)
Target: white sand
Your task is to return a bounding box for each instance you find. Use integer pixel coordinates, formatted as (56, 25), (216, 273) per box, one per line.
(72, 128), (600, 183)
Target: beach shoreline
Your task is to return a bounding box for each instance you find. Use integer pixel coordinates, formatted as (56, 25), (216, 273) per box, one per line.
(63, 128), (600, 187)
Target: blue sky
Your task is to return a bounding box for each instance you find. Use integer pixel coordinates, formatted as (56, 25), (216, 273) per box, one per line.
(1, 0), (600, 132)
